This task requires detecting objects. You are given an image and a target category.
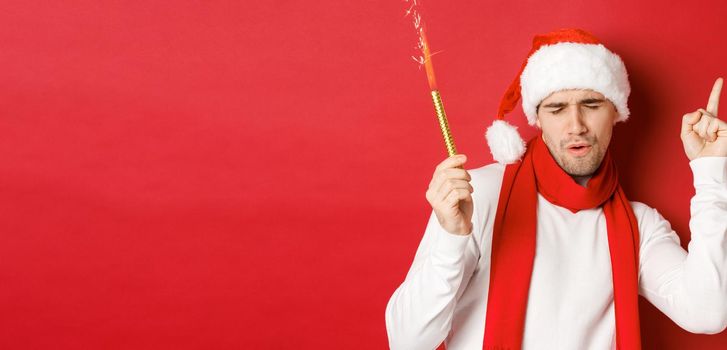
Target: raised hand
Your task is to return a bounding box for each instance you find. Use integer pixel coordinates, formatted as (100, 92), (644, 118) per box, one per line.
(425, 154), (474, 236)
(681, 77), (727, 160)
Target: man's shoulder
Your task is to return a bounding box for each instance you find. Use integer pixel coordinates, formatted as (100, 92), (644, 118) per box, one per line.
(628, 200), (658, 218)
(628, 200), (672, 235)
(629, 200), (651, 213)
(627, 200), (681, 249)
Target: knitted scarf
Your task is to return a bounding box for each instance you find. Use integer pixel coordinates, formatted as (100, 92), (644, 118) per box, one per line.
(482, 134), (642, 350)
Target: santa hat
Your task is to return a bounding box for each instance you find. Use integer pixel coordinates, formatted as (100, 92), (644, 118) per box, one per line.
(486, 28), (631, 164)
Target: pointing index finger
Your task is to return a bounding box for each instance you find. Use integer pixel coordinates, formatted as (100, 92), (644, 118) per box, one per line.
(706, 77), (723, 116)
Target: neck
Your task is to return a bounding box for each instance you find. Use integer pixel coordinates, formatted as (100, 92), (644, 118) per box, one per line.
(572, 175), (592, 187)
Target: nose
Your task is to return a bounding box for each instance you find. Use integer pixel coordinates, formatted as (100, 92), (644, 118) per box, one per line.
(566, 106), (588, 135)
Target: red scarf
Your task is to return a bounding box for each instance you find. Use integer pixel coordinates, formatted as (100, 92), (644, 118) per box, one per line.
(482, 134), (642, 349)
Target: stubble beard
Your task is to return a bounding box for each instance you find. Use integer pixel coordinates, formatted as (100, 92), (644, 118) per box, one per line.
(542, 134), (606, 177)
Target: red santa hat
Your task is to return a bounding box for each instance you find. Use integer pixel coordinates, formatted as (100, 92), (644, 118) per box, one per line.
(486, 28), (631, 164)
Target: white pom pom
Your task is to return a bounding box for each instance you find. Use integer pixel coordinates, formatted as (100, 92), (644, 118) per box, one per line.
(485, 120), (526, 164)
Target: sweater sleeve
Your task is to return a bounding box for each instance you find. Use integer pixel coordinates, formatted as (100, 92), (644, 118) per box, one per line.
(385, 209), (480, 350)
(637, 156), (727, 334)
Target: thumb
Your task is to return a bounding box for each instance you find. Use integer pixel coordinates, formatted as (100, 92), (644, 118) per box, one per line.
(681, 110), (702, 137)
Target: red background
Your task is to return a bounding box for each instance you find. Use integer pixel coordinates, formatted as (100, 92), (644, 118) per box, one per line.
(1, 0), (726, 349)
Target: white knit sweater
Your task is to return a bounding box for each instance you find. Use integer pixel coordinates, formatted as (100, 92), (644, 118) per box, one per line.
(386, 157), (727, 350)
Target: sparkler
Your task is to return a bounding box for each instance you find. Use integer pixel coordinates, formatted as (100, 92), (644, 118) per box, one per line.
(406, 0), (458, 157)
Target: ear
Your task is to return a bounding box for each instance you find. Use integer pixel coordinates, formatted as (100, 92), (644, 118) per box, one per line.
(535, 117), (541, 129)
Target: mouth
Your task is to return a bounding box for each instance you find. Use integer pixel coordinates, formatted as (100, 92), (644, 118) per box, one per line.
(566, 143), (592, 157)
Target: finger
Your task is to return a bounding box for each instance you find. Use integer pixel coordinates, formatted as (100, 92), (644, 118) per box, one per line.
(435, 154), (467, 172)
(434, 168), (471, 195)
(430, 167), (468, 196)
(442, 167), (471, 181)
(717, 119), (727, 137)
(681, 110), (702, 136)
(717, 117), (727, 131)
(698, 107), (720, 118)
(695, 115), (712, 140)
(430, 154), (466, 191)
(695, 109), (719, 139)
(706, 77), (723, 116)
(444, 188), (472, 208)
(707, 117), (720, 142)
(436, 178), (474, 199)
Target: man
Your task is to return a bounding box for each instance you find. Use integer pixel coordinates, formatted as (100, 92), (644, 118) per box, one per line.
(385, 28), (727, 350)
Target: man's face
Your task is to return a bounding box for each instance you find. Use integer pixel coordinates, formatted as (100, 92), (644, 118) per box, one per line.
(535, 89), (618, 177)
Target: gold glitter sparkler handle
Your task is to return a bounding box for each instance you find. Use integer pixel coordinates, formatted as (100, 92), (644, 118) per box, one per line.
(431, 90), (458, 157)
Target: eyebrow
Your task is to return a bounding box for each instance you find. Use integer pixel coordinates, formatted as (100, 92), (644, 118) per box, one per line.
(540, 98), (606, 109)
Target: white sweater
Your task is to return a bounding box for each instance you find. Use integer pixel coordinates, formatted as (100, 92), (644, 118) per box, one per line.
(385, 157), (727, 350)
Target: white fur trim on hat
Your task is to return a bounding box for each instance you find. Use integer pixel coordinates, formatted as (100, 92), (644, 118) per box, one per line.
(520, 42), (630, 126)
(485, 120), (526, 164)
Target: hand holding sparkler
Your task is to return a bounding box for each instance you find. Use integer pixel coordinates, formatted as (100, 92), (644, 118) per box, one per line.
(407, 1), (472, 235)
(395, 13), (472, 350)
(426, 154), (474, 236)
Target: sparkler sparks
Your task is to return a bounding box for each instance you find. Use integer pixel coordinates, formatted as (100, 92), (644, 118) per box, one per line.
(404, 0), (440, 90)
(403, 0), (458, 157)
